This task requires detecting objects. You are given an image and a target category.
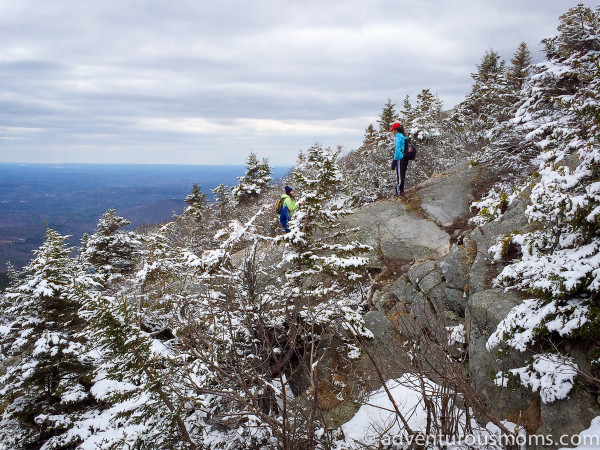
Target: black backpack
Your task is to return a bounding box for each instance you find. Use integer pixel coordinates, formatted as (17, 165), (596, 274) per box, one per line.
(404, 138), (417, 160)
(275, 196), (285, 215)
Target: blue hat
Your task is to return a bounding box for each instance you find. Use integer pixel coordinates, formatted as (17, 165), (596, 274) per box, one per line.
(285, 186), (294, 195)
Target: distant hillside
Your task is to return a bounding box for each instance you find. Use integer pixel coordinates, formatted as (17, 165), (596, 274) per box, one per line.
(120, 199), (186, 228)
(0, 163), (291, 269)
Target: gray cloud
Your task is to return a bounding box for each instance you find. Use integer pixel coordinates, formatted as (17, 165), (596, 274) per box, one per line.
(0, 0), (597, 166)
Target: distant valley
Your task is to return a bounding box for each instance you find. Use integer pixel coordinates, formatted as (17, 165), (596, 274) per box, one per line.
(0, 163), (290, 271)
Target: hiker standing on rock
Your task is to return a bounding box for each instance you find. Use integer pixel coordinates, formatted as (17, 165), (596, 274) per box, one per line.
(279, 186), (303, 233)
(390, 122), (409, 196)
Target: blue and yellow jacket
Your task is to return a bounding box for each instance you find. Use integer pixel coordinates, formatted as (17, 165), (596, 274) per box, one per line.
(279, 194), (298, 230)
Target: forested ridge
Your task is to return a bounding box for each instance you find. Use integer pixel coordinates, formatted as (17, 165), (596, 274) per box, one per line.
(1, 4), (600, 449)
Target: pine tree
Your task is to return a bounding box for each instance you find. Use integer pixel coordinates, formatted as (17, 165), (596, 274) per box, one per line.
(450, 49), (510, 152)
(4, 261), (19, 288)
(173, 184), (217, 253)
(59, 225), (210, 448)
(258, 157), (273, 186)
(0, 229), (97, 448)
(401, 95), (412, 120)
(499, 3), (600, 295)
(363, 123), (377, 147)
(81, 290), (199, 449)
(545, 4), (600, 60)
(80, 209), (142, 282)
(377, 98), (399, 135)
(183, 184), (208, 221)
(231, 152), (273, 202)
(402, 89), (443, 144)
(507, 42), (532, 92)
(466, 49), (509, 124)
(477, 42), (536, 177)
(274, 144), (373, 403)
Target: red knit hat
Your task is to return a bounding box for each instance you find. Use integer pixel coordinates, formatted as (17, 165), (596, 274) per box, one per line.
(389, 122), (402, 132)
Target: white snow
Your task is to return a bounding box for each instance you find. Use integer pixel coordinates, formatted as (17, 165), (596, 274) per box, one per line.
(447, 324), (466, 345)
(336, 374), (506, 449)
(495, 353), (578, 404)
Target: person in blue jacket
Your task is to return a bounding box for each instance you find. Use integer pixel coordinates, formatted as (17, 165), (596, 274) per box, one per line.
(390, 122), (409, 196)
(279, 186), (303, 232)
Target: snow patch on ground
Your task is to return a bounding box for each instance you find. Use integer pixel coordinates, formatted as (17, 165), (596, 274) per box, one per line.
(335, 374), (507, 449)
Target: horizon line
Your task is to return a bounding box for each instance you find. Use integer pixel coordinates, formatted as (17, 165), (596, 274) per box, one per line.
(0, 162), (294, 168)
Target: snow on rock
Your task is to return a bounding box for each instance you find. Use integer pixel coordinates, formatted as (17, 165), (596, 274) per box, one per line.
(487, 298), (589, 353)
(447, 324), (466, 346)
(494, 353), (578, 404)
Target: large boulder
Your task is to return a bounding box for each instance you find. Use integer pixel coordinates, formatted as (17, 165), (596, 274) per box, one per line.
(363, 310), (395, 340)
(414, 162), (478, 227)
(439, 246), (470, 292)
(468, 195), (530, 295)
(466, 289), (537, 417)
(343, 200), (450, 268)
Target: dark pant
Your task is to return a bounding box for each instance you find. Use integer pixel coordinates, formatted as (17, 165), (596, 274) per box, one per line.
(396, 158), (409, 195)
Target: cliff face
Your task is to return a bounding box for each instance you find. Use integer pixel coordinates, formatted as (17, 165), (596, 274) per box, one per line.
(345, 160), (600, 446)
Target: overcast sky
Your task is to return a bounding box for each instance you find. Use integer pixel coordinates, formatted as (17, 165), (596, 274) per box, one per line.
(0, 1), (597, 167)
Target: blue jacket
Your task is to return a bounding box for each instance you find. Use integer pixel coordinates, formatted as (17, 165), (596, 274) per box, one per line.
(394, 133), (406, 160)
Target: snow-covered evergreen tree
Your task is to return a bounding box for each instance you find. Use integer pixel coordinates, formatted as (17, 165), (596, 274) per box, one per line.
(470, 42), (537, 183)
(401, 89), (443, 144)
(80, 209), (142, 282)
(231, 152), (273, 202)
(467, 49), (510, 124)
(376, 98), (397, 133)
(281, 144), (370, 293)
(450, 49), (511, 153)
(170, 183), (220, 254)
(506, 41), (532, 93)
(278, 144), (372, 347)
(183, 183), (209, 221)
(3, 261), (20, 290)
(0, 229), (98, 448)
(78, 289), (200, 449)
(54, 223), (208, 448)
